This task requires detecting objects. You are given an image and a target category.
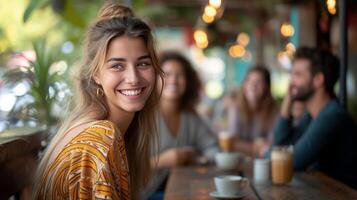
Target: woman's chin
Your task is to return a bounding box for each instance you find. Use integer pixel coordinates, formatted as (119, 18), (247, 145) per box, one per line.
(162, 94), (182, 102)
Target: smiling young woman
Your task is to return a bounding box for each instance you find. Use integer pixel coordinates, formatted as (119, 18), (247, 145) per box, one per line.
(33, 1), (163, 200)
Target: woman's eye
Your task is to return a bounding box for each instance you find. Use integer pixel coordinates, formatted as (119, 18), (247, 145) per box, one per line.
(111, 64), (124, 70)
(137, 62), (151, 68)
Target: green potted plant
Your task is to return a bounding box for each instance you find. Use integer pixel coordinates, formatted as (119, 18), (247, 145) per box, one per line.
(3, 40), (68, 131)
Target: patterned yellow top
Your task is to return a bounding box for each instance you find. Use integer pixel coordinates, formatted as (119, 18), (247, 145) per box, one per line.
(37, 120), (131, 200)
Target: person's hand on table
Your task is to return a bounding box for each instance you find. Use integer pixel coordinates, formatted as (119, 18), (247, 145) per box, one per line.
(253, 138), (271, 158)
(158, 146), (196, 167)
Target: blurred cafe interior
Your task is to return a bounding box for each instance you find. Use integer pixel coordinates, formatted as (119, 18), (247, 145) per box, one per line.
(0, 0), (357, 199)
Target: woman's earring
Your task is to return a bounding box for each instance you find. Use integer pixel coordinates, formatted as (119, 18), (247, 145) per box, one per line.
(96, 87), (104, 97)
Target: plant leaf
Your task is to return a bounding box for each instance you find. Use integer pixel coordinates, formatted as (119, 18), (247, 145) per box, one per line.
(23, 0), (50, 23)
(61, 2), (85, 28)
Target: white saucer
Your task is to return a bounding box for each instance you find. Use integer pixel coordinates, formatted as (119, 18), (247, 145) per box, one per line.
(209, 191), (246, 199)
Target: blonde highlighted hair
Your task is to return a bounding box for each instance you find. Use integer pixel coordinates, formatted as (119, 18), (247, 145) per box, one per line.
(34, 1), (163, 199)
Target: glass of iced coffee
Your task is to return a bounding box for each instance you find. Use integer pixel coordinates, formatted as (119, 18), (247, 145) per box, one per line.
(271, 145), (293, 185)
(218, 131), (235, 152)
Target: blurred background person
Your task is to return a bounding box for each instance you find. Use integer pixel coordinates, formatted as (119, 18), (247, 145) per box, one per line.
(227, 66), (278, 157)
(142, 52), (219, 200)
(271, 47), (357, 189)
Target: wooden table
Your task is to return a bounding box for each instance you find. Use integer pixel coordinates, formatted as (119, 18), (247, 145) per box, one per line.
(164, 158), (357, 200)
(254, 172), (357, 200)
(164, 166), (258, 200)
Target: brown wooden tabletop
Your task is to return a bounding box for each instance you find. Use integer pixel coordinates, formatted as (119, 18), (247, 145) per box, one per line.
(254, 171), (357, 200)
(164, 157), (357, 200)
(164, 165), (258, 200)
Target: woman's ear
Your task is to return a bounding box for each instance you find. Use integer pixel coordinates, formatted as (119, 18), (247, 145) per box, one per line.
(92, 73), (101, 85)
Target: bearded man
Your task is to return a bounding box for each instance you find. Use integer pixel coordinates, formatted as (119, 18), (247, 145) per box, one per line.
(272, 47), (357, 189)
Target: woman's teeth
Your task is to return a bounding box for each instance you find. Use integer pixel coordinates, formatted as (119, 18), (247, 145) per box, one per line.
(119, 88), (143, 96)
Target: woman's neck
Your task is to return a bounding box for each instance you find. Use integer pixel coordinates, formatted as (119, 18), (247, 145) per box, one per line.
(160, 99), (182, 137)
(247, 100), (259, 112)
(160, 99), (181, 115)
(108, 109), (135, 135)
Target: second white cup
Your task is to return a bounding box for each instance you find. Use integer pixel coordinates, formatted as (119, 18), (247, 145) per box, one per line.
(253, 158), (270, 183)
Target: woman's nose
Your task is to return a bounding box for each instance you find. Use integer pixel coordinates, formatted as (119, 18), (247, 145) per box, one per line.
(166, 74), (178, 84)
(125, 66), (140, 84)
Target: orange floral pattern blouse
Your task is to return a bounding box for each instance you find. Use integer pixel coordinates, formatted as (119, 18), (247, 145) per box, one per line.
(37, 120), (130, 200)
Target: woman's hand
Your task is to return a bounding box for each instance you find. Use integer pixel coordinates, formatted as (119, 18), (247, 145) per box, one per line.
(253, 138), (271, 158)
(155, 146), (196, 168)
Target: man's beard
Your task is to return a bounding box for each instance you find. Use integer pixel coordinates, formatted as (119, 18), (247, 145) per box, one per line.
(290, 83), (314, 102)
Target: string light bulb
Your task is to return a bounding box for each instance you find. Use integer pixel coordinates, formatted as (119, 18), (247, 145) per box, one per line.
(228, 44), (245, 58)
(202, 13), (214, 23)
(326, 0), (337, 15)
(280, 23), (295, 37)
(204, 5), (217, 17)
(236, 32), (250, 47)
(194, 30), (209, 49)
(209, 0), (221, 8)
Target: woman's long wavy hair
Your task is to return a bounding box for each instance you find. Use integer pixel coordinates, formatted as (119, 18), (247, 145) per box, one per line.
(235, 66), (277, 136)
(34, 1), (163, 199)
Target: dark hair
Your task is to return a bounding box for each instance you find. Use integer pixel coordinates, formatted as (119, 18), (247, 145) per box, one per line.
(294, 47), (340, 96)
(160, 52), (201, 112)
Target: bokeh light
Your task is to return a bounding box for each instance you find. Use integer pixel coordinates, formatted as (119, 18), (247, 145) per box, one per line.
(326, 0), (336, 15)
(209, 0), (222, 8)
(49, 60), (68, 75)
(202, 13), (214, 24)
(228, 44), (245, 58)
(204, 5), (217, 17)
(236, 32), (250, 47)
(278, 51), (292, 69)
(0, 94), (17, 112)
(194, 30), (209, 49)
(280, 23), (295, 37)
(205, 80), (224, 99)
(13, 82), (29, 96)
(61, 41), (74, 54)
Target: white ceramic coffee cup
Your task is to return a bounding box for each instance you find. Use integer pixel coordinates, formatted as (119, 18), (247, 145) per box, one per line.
(214, 175), (249, 195)
(253, 158), (270, 183)
(215, 152), (242, 170)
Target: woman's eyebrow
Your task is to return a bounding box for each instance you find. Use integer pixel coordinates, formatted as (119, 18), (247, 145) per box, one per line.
(137, 55), (150, 60)
(107, 57), (126, 62)
(106, 55), (150, 62)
